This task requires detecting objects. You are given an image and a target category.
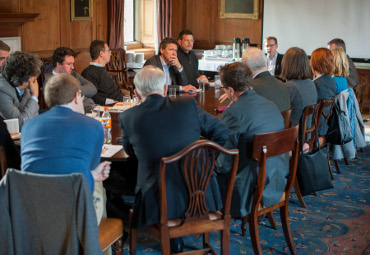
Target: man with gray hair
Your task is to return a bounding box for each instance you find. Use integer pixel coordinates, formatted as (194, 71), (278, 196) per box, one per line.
(242, 47), (290, 111)
(118, 65), (228, 252)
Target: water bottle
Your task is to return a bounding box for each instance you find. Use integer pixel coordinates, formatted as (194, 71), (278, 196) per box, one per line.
(101, 107), (112, 144)
(242, 38), (250, 54)
(232, 37), (241, 59)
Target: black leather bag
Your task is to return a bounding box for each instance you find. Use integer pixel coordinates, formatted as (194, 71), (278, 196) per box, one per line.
(297, 111), (334, 196)
(326, 97), (353, 145)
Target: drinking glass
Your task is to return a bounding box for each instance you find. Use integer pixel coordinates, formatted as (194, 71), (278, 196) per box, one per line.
(123, 96), (131, 108)
(92, 105), (100, 120)
(169, 88), (176, 98)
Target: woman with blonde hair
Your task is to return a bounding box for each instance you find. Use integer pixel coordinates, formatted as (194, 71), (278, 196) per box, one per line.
(331, 47), (349, 94)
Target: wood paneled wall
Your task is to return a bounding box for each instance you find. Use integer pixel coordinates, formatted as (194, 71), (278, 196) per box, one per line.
(172, 0), (263, 49)
(0, 0), (108, 58)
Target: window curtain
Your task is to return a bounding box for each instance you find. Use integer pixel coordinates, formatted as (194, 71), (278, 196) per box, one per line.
(157, 0), (172, 42)
(108, 0), (125, 49)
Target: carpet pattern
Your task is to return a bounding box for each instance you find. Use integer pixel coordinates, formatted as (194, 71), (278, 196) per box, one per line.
(121, 142), (369, 254)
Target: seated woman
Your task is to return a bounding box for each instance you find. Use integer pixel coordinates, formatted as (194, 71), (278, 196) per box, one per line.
(280, 47), (318, 127)
(310, 48), (336, 136)
(331, 48), (349, 95)
(0, 52), (42, 129)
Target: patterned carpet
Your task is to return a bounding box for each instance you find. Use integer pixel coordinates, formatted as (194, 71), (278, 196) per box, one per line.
(120, 123), (370, 255)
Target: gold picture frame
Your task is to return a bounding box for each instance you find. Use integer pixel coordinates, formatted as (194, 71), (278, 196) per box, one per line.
(220, 0), (259, 20)
(71, 0), (93, 22)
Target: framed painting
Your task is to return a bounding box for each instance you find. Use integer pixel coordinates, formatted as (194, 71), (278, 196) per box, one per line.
(220, 0), (259, 19)
(71, 0), (93, 21)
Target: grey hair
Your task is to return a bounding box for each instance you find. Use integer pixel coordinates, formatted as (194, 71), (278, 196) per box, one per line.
(242, 47), (267, 71)
(134, 65), (166, 97)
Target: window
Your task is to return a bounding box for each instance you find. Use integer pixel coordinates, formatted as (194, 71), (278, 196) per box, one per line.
(124, 0), (134, 42)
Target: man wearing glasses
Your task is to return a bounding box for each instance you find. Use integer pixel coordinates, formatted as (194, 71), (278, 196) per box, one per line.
(177, 29), (208, 86)
(82, 40), (125, 105)
(263, 36), (284, 76)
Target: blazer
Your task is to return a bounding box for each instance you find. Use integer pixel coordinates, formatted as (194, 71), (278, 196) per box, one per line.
(0, 74), (39, 130)
(144, 55), (188, 90)
(119, 94), (229, 228)
(313, 74), (337, 135)
(0, 169), (102, 255)
(275, 53), (284, 76)
(252, 71), (290, 111)
(0, 119), (20, 171)
(216, 89), (288, 217)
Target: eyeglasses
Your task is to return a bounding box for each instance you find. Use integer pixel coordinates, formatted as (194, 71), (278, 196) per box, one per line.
(102, 49), (111, 52)
(219, 86), (226, 89)
(266, 44), (276, 48)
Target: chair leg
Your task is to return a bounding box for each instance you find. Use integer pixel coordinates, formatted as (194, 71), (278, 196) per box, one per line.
(294, 180), (307, 208)
(114, 238), (124, 255)
(221, 216), (231, 255)
(344, 157), (349, 165)
(129, 209), (137, 255)
(280, 205), (297, 255)
(360, 148), (365, 153)
(203, 232), (210, 248)
(266, 212), (277, 230)
(334, 160), (341, 174)
(248, 214), (262, 255)
(326, 146), (334, 180)
(241, 216), (248, 236)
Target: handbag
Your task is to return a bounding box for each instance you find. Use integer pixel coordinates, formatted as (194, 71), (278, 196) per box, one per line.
(296, 110), (334, 196)
(326, 97), (353, 145)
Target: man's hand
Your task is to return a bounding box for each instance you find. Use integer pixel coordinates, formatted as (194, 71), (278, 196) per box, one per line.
(182, 85), (197, 92)
(29, 79), (39, 98)
(169, 56), (182, 70)
(198, 75), (209, 83)
(91, 161), (111, 182)
(219, 93), (234, 106)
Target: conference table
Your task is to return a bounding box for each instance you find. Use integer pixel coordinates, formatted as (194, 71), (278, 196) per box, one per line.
(103, 87), (229, 161)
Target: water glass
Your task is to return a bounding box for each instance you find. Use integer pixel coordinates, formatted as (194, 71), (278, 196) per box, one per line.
(123, 96), (131, 108)
(169, 87), (176, 98)
(214, 75), (221, 90)
(92, 105), (100, 120)
(199, 81), (206, 93)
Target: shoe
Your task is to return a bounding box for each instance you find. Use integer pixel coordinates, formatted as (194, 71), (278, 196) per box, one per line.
(170, 237), (184, 253)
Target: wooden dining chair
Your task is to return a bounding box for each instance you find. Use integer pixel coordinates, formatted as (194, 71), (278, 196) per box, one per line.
(129, 139), (239, 255)
(74, 51), (92, 74)
(0, 145), (7, 178)
(316, 98), (336, 179)
(281, 109), (292, 129)
(240, 125), (299, 255)
(99, 218), (124, 255)
(106, 48), (133, 94)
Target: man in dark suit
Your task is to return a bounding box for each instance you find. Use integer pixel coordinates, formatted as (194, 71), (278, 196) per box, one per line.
(242, 47), (290, 111)
(215, 62), (288, 218)
(328, 38), (359, 89)
(118, 65), (228, 252)
(264, 36), (283, 76)
(144, 37), (197, 92)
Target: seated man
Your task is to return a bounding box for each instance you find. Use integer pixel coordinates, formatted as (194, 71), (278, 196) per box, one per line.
(118, 65), (228, 252)
(215, 62), (288, 218)
(21, 74), (110, 222)
(144, 37), (197, 92)
(0, 40), (10, 71)
(0, 118), (21, 171)
(177, 29), (208, 86)
(0, 52), (42, 129)
(242, 47), (290, 111)
(264, 36), (284, 76)
(45, 47), (97, 111)
(82, 40), (125, 105)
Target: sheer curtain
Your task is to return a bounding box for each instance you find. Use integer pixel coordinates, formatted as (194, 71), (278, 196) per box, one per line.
(157, 0), (172, 42)
(108, 0), (125, 49)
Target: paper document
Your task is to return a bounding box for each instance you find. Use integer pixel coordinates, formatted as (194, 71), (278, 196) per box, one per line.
(101, 144), (123, 158)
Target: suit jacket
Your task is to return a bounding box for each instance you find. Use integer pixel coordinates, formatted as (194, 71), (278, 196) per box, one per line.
(274, 53), (284, 76)
(0, 169), (102, 255)
(0, 74), (39, 130)
(216, 89), (288, 218)
(313, 75), (337, 135)
(252, 71), (290, 111)
(0, 119), (20, 171)
(119, 94), (229, 228)
(346, 55), (359, 89)
(144, 55), (188, 90)
(21, 106), (104, 193)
